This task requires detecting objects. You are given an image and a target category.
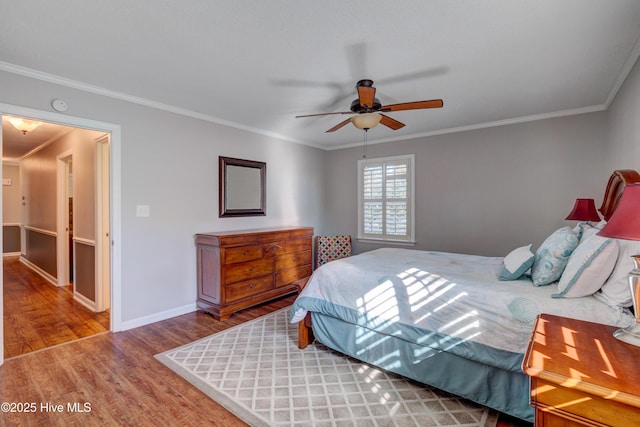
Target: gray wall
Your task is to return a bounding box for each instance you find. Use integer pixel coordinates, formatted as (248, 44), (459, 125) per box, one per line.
(0, 69), (325, 327)
(325, 112), (610, 257)
(75, 242), (95, 300)
(25, 229), (56, 277)
(607, 52), (640, 169)
(2, 225), (20, 253)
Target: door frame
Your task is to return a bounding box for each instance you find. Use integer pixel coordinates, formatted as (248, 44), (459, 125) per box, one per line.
(56, 150), (74, 287)
(0, 103), (122, 365)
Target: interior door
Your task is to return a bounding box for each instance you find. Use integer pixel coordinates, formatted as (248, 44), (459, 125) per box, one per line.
(95, 135), (111, 311)
(68, 195), (73, 280)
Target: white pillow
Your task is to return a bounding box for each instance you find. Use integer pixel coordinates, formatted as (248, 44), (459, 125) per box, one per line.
(579, 225), (600, 243)
(595, 239), (640, 307)
(499, 244), (534, 280)
(552, 235), (618, 298)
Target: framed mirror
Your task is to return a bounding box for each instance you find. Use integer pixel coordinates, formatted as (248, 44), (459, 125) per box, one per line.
(219, 156), (266, 217)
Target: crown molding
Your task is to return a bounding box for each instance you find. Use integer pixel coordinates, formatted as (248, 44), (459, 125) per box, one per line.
(605, 34), (640, 107)
(0, 61), (322, 148)
(326, 104), (607, 151)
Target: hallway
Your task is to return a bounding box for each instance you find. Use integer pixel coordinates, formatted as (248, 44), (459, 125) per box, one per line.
(3, 256), (110, 359)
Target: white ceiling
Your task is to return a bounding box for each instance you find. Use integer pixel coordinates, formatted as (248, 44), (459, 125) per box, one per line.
(2, 118), (76, 160)
(2, 0), (640, 153)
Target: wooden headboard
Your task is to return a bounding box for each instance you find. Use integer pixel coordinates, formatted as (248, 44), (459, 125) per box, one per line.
(599, 169), (640, 221)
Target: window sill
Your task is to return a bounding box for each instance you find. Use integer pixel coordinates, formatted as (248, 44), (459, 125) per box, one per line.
(357, 237), (416, 247)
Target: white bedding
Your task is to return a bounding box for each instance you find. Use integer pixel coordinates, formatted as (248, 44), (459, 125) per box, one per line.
(291, 248), (635, 356)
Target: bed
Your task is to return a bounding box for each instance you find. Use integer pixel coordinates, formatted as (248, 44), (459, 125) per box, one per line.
(290, 169), (640, 422)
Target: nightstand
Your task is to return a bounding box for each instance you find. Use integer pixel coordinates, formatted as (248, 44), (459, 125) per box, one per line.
(523, 314), (640, 426)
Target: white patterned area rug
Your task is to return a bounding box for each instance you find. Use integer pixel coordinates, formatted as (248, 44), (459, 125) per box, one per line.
(155, 308), (498, 427)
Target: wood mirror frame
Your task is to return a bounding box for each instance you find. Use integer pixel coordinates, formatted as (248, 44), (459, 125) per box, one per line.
(219, 156), (266, 217)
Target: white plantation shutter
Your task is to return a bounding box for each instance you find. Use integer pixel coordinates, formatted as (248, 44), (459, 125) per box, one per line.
(363, 162), (383, 234)
(358, 154), (414, 242)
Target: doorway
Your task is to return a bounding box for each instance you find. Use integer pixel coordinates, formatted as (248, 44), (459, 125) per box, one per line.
(1, 106), (121, 363)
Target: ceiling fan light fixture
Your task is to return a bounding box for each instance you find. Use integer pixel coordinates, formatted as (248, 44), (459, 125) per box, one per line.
(351, 113), (382, 130)
(295, 79), (442, 133)
(6, 117), (43, 135)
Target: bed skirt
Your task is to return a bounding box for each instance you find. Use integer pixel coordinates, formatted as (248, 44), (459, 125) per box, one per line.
(311, 312), (534, 422)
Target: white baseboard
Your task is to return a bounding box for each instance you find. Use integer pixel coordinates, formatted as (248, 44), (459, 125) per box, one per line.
(73, 291), (97, 312)
(3, 252), (21, 257)
(119, 303), (197, 331)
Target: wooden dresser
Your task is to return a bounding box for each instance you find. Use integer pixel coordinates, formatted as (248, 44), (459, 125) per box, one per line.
(196, 227), (313, 320)
(523, 313), (640, 426)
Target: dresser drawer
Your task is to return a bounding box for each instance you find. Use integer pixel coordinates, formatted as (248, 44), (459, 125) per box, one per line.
(225, 275), (273, 302)
(286, 237), (312, 253)
(224, 245), (263, 264)
(224, 258), (274, 284)
(276, 251), (312, 270)
(263, 241), (286, 257)
(276, 265), (312, 287)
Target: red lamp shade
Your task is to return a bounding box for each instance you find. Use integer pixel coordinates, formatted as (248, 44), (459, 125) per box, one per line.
(565, 198), (601, 222)
(598, 184), (640, 240)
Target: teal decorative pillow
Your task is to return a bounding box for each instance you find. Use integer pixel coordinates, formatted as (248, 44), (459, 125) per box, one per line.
(532, 226), (579, 286)
(572, 222), (590, 241)
(552, 235), (618, 298)
(499, 244), (534, 280)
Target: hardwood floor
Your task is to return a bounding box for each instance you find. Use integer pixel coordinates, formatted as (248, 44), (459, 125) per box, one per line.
(0, 296), (295, 426)
(1, 275), (530, 426)
(3, 256), (110, 359)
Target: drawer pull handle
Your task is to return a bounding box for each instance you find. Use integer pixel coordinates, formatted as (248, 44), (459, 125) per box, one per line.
(243, 251), (247, 256)
(249, 284), (254, 289)
(249, 267), (253, 271)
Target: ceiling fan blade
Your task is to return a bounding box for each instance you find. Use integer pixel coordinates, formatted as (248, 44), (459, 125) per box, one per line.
(357, 86), (376, 108)
(296, 111), (352, 118)
(381, 99), (443, 112)
(379, 114), (405, 130)
(326, 118), (352, 133)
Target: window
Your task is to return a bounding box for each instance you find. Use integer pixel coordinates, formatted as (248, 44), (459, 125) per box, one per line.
(358, 154), (415, 243)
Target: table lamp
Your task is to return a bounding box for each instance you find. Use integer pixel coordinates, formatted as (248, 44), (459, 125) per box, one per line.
(598, 184), (640, 346)
(565, 198), (601, 223)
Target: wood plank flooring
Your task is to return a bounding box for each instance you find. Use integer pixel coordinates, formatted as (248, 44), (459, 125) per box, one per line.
(0, 296), (295, 426)
(1, 261), (530, 426)
(3, 256), (110, 359)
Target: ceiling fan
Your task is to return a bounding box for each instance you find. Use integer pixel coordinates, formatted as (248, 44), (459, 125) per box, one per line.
(295, 79), (443, 133)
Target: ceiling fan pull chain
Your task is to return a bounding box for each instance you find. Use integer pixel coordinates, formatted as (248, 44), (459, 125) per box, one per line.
(362, 129), (368, 159)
